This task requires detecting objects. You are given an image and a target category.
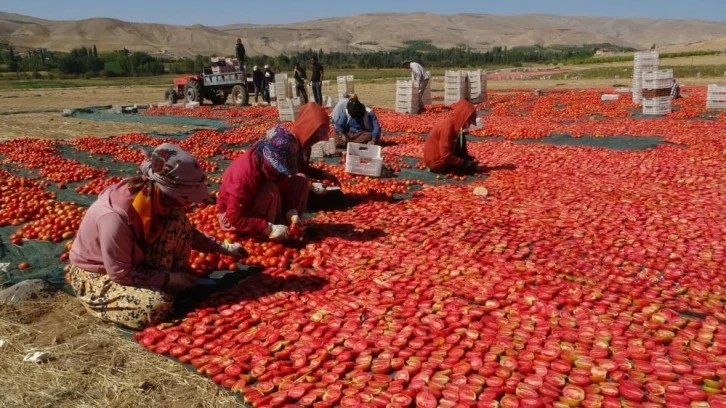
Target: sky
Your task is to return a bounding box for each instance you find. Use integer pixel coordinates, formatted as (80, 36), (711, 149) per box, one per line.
(1, 0), (725, 26)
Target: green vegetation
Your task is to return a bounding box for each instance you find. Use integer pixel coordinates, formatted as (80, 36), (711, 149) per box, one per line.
(563, 50), (722, 65)
(0, 37), (723, 90)
(551, 64), (726, 79)
(400, 40), (440, 52)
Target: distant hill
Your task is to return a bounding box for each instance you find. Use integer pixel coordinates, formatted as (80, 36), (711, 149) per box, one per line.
(2, 11), (726, 57)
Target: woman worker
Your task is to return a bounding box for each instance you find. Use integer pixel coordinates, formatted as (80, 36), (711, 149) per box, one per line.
(217, 103), (340, 241)
(423, 99), (480, 174)
(67, 143), (246, 329)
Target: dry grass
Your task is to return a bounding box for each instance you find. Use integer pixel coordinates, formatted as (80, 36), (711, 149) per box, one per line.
(0, 86), (167, 112)
(0, 292), (241, 408)
(0, 113), (211, 141)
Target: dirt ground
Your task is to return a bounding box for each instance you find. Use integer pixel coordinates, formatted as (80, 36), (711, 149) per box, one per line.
(0, 76), (722, 141)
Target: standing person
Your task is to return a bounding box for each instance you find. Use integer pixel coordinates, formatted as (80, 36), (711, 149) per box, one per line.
(263, 65), (275, 104)
(423, 99), (480, 174)
(235, 38), (246, 71)
(310, 56), (325, 105)
(252, 65), (265, 105)
(294, 62), (309, 104)
(66, 143), (246, 329)
(334, 94), (382, 147)
(402, 60), (430, 113)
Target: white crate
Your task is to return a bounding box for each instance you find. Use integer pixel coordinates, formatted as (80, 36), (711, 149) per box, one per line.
(601, 94), (620, 101)
(420, 81), (432, 105)
(643, 79), (674, 90)
(337, 75), (355, 98)
(642, 96), (672, 115)
(643, 106), (671, 115)
(642, 69), (673, 81)
(467, 70), (487, 103)
(632, 51), (660, 103)
(310, 140), (337, 159)
(345, 143), (383, 177)
(395, 80), (422, 113)
(707, 84), (726, 109)
(277, 98), (301, 122)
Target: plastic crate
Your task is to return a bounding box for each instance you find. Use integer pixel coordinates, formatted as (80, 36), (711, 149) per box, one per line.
(345, 143), (383, 177)
(706, 85), (726, 109)
(337, 75), (355, 98)
(277, 98), (301, 122)
(310, 140), (337, 160)
(601, 94), (620, 101)
(642, 96), (672, 115)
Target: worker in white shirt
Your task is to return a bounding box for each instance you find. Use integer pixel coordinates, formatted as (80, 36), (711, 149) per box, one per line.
(330, 92), (350, 124)
(402, 60), (430, 113)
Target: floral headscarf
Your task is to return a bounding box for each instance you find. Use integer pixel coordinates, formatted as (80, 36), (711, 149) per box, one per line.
(257, 127), (299, 177)
(128, 143), (208, 242)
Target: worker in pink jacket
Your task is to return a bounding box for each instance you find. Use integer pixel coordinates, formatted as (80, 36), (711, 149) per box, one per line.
(217, 103), (336, 241)
(67, 143), (246, 329)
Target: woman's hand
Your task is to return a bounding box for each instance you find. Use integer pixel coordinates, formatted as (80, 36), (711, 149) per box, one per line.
(322, 171), (340, 186)
(220, 242), (248, 257)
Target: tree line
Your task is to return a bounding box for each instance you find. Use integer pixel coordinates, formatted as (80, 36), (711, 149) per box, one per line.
(0, 42), (165, 77)
(1, 40), (718, 79)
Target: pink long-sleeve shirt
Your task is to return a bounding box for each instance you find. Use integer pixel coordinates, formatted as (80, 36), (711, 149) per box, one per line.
(69, 179), (221, 288)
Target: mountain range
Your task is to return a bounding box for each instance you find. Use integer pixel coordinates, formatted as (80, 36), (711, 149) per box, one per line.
(2, 12), (726, 57)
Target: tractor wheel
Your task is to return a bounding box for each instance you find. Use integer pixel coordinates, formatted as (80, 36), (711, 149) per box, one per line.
(164, 87), (177, 104)
(209, 89), (227, 105)
(184, 80), (201, 103)
(231, 85), (249, 107)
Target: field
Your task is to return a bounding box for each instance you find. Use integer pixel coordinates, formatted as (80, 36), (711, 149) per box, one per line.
(0, 57), (725, 408)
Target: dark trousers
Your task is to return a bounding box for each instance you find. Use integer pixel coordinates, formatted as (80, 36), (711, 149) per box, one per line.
(296, 84), (308, 104)
(311, 82), (323, 105)
(334, 131), (374, 148)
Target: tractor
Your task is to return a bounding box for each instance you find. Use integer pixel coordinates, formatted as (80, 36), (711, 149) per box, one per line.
(165, 59), (255, 107)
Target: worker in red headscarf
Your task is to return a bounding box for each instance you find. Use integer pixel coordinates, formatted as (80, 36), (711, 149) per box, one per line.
(423, 99), (480, 174)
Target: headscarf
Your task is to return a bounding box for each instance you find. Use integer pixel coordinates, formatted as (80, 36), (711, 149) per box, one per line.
(128, 143), (208, 242)
(451, 99), (477, 131)
(291, 103), (330, 148)
(346, 98), (366, 121)
(256, 128), (299, 177)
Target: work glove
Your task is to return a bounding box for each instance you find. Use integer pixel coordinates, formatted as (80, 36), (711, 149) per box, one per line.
(267, 223), (291, 241)
(286, 209), (301, 226)
(220, 242), (248, 257)
(311, 182), (327, 195)
(166, 272), (197, 292)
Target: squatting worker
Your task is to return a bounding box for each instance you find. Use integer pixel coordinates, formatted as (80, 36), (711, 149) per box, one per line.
(67, 144), (246, 329)
(423, 99), (480, 174)
(217, 104), (338, 241)
(333, 94), (382, 146)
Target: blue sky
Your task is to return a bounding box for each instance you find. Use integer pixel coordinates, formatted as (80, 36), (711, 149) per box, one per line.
(1, 0), (725, 25)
